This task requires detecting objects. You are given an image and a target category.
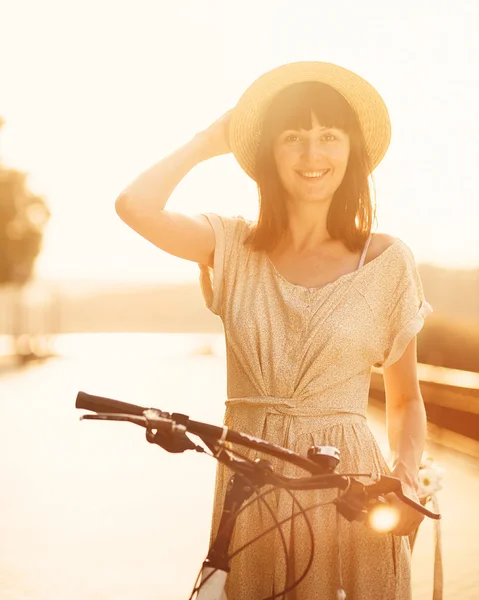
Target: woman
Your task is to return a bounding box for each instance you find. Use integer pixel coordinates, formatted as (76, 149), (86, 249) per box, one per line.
(116, 62), (432, 600)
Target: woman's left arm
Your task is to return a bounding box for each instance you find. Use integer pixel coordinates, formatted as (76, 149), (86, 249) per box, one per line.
(383, 335), (427, 535)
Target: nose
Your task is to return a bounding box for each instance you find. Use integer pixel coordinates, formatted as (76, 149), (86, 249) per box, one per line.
(303, 138), (324, 162)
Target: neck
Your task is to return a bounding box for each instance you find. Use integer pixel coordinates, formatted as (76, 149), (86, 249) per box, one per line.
(282, 197), (333, 253)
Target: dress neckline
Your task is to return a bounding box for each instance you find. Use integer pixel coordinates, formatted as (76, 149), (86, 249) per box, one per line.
(265, 237), (401, 292)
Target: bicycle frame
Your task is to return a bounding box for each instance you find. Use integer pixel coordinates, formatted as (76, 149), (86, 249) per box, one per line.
(194, 469), (257, 600)
(197, 567), (228, 600)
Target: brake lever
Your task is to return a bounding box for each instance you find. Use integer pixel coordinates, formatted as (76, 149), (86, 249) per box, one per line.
(80, 411), (200, 454)
(394, 489), (441, 519)
(80, 413), (146, 426)
(80, 411), (178, 431)
(365, 475), (441, 520)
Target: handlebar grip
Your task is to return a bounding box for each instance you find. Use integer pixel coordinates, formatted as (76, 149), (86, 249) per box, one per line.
(76, 391), (146, 416)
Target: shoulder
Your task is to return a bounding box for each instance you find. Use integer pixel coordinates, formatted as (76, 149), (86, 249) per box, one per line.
(202, 213), (253, 237)
(202, 214), (254, 264)
(369, 232), (417, 262)
(360, 233), (426, 314)
(365, 232), (400, 264)
(363, 232), (419, 288)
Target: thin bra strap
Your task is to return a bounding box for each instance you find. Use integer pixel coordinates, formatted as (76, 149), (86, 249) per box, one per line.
(358, 232), (373, 269)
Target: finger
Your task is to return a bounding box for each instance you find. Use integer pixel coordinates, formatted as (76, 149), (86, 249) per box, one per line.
(390, 506), (423, 536)
(392, 515), (424, 536)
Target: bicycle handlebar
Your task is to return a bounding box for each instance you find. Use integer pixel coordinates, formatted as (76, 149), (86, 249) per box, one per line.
(76, 391), (147, 417)
(76, 391), (441, 521)
(76, 391), (323, 473)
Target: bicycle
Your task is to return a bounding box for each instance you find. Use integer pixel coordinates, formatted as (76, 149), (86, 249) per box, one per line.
(76, 391), (441, 600)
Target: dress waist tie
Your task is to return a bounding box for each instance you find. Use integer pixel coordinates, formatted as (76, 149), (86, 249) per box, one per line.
(225, 395), (367, 441)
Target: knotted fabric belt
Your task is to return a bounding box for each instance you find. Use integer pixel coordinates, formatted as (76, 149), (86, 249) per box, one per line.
(224, 395), (367, 447)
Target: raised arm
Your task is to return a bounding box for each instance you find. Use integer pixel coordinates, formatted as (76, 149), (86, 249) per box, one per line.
(115, 111), (232, 267)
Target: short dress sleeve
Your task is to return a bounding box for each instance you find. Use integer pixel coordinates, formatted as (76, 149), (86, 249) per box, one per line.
(377, 241), (433, 368)
(198, 213), (250, 317)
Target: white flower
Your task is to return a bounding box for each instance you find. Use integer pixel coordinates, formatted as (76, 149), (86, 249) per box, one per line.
(417, 457), (445, 500)
(420, 452), (435, 469)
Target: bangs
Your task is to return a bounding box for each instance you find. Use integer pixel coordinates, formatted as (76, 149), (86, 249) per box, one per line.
(261, 81), (359, 141)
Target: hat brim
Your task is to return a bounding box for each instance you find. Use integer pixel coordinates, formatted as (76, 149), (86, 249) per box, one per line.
(229, 61), (391, 181)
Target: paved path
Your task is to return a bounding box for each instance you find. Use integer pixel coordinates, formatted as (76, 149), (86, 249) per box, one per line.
(0, 338), (477, 599)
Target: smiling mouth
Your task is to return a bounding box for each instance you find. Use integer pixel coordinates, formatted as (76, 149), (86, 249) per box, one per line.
(297, 169), (331, 180)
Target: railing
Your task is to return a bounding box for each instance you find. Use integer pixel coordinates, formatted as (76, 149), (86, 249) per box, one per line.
(370, 366), (479, 458)
(1, 282), (479, 456)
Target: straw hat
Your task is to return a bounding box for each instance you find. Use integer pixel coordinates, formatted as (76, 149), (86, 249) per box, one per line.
(229, 61), (391, 181)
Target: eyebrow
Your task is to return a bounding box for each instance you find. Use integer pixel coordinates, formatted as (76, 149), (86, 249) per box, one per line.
(283, 126), (341, 134)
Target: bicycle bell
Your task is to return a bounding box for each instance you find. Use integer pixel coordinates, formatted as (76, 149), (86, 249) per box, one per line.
(307, 445), (340, 472)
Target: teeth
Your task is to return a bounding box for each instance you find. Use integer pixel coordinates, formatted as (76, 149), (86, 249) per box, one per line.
(300, 170), (329, 178)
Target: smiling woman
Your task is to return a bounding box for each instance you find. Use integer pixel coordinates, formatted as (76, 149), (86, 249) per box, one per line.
(116, 61), (432, 600)
(249, 80), (374, 254)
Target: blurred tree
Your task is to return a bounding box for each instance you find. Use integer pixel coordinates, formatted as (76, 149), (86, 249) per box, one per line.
(0, 117), (51, 361)
(0, 118), (50, 285)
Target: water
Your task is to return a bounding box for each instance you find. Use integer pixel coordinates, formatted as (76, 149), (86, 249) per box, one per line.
(1, 333), (227, 600)
(1, 334), (478, 599)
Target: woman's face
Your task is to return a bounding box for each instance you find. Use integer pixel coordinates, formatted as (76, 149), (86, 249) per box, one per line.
(272, 111), (350, 205)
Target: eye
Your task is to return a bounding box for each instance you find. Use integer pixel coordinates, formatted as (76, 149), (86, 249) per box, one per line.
(284, 133), (302, 143)
(321, 133), (337, 142)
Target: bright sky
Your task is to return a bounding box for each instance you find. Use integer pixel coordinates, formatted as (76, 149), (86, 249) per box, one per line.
(1, 0), (478, 282)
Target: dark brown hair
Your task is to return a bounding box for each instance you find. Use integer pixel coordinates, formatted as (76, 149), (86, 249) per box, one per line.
(245, 81), (376, 253)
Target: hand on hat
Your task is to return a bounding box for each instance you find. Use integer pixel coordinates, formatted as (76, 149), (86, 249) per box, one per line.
(195, 110), (233, 159)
